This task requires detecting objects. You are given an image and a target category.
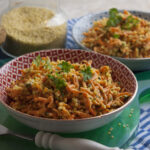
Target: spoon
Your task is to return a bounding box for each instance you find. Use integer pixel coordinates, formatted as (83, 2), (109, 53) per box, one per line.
(0, 124), (132, 150)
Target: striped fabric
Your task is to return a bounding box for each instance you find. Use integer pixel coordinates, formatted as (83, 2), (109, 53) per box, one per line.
(66, 19), (150, 150)
(129, 103), (150, 150)
(66, 18), (80, 49)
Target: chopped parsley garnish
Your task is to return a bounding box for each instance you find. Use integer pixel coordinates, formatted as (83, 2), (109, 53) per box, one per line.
(122, 15), (139, 30)
(55, 72), (63, 78)
(106, 8), (139, 30)
(106, 8), (122, 27)
(43, 58), (51, 70)
(81, 66), (92, 81)
(58, 61), (73, 73)
(33, 55), (41, 67)
(113, 34), (120, 38)
(48, 75), (66, 91)
(33, 55), (51, 69)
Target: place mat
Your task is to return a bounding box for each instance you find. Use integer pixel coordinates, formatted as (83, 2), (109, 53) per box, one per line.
(66, 18), (150, 150)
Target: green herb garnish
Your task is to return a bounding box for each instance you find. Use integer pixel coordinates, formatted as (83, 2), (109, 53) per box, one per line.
(58, 61), (73, 73)
(33, 55), (41, 67)
(81, 66), (92, 81)
(113, 33), (120, 38)
(106, 8), (139, 30)
(44, 58), (51, 70)
(106, 8), (122, 27)
(122, 15), (139, 30)
(48, 75), (66, 91)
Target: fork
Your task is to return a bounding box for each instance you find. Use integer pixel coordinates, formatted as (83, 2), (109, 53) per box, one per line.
(0, 124), (131, 150)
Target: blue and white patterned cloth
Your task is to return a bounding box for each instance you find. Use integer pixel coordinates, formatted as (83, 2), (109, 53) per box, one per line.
(130, 103), (150, 150)
(66, 19), (150, 150)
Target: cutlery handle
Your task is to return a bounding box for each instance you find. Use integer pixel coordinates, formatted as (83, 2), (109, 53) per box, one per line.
(35, 131), (127, 150)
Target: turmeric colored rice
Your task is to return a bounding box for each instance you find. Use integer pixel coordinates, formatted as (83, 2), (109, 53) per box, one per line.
(7, 56), (132, 119)
(82, 8), (150, 58)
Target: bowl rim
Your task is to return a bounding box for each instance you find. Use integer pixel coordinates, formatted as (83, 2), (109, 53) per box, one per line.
(72, 9), (150, 61)
(0, 48), (138, 122)
(0, 45), (16, 58)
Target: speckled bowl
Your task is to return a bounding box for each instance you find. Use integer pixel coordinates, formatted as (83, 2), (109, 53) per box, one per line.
(0, 49), (138, 133)
(72, 10), (150, 71)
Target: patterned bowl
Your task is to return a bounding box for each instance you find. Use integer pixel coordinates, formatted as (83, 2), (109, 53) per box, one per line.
(72, 10), (150, 71)
(0, 49), (138, 133)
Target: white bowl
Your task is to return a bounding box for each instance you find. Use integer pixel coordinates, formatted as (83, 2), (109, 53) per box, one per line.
(0, 49), (138, 133)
